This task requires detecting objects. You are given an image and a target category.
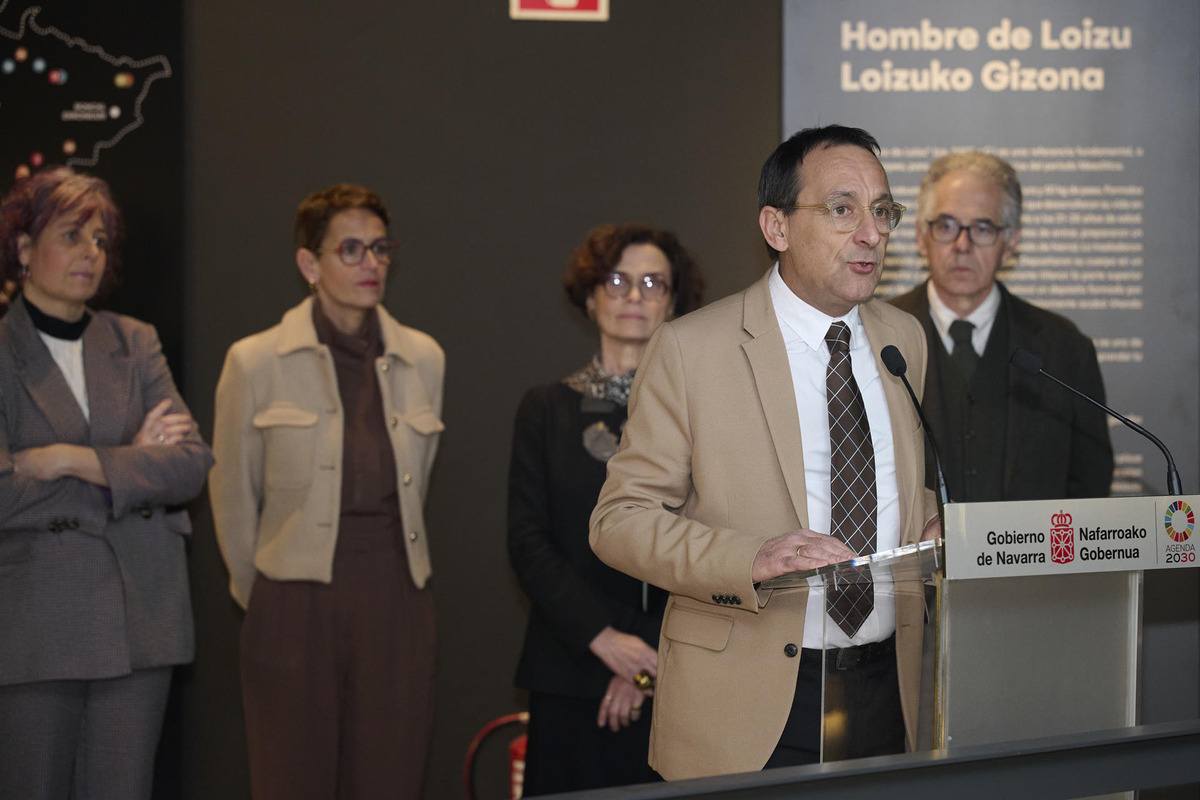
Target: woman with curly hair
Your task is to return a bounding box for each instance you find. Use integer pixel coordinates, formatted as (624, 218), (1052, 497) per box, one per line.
(507, 223), (704, 794)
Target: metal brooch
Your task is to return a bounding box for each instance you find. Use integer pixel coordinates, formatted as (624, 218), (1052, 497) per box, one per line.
(583, 420), (621, 462)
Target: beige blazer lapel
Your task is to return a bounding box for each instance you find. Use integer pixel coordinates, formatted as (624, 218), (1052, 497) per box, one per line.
(739, 273), (809, 528)
(6, 299), (90, 444)
(82, 315), (135, 447)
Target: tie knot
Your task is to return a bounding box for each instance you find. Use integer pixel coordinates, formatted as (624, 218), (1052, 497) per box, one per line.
(825, 321), (851, 354)
(949, 319), (975, 347)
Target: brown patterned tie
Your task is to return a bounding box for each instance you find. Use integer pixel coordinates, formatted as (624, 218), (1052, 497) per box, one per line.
(825, 322), (877, 636)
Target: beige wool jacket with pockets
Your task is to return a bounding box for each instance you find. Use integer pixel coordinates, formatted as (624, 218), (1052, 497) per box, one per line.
(210, 297), (444, 610)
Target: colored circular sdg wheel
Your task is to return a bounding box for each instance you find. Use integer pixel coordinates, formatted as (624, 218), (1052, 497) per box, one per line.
(1164, 501), (1194, 543)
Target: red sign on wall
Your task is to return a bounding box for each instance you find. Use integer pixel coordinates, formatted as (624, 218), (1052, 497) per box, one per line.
(509, 0), (609, 22)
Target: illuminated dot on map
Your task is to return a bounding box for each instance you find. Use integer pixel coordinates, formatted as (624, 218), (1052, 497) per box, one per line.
(14, 47), (27, 62)
(15, 165), (31, 180)
(109, 105), (121, 119)
(1, 59), (13, 75)
(63, 140), (77, 155)
(114, 72), (134, 88)
(32, 57), (45, 73)
(49, 68), (67, 85)
(30, 152), (44, 168)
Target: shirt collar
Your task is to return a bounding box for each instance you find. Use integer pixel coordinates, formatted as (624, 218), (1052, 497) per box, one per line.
(276, 296), (416, 365)
(768, 263), (866, 354)
(311, 295), (381, 358)
(925, 279), (1000, 341)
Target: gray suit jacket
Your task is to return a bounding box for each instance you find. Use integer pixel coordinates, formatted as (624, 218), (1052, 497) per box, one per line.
(0, 297), (212, 685)
(890, 280), (1113, 500)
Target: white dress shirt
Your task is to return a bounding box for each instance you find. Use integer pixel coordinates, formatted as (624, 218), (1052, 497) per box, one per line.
(768, 265), (899, 648)
(39, 332), (90, 423)
(926, 280), (1000, 356)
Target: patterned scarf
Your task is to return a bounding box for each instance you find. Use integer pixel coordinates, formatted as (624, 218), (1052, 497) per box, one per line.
(562, 354), (634, 406)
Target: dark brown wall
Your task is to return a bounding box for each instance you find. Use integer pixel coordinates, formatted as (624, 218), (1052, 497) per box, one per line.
(181, 2), (781, 797)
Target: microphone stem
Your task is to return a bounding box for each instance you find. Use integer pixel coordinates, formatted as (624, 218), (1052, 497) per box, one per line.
(1036, 368), (1183, 496)
(898, 373), (951, 507)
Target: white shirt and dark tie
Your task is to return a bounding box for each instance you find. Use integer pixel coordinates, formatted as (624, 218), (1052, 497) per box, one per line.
(925, 280), (1001, 372)
(767, 266), (900, 650)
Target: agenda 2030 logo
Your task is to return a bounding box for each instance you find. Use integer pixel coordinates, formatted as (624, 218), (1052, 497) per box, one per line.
(1163, 501), (1197, 565)
(1050, 511), (1074, 564)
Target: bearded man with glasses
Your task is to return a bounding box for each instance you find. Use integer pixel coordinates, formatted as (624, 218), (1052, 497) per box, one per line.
(890, 152), (1112, 502)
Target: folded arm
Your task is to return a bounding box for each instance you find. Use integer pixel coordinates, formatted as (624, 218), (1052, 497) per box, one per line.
(92, 330), (213, 516)
(0, 407), (108, 535)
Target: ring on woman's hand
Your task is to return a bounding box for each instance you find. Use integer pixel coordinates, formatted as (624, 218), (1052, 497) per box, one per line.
(633, 670), (654, 690)
(603, 694), (613, 702)
(157, 433), (165, 442)
(795, 545), (803, 557)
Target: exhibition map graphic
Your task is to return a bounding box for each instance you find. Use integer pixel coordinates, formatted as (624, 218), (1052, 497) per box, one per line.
(0, 1), (171, 178)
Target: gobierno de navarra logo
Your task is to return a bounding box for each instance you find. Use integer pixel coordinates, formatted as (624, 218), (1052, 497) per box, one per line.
(1050, 510), (1074, 564)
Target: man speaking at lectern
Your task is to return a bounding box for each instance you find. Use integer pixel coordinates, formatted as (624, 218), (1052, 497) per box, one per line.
(890, 151), (1113, 502)
(590, 125), (940, 779)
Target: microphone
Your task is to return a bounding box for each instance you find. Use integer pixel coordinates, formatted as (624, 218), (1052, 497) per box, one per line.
(1009, 347), (1182, 496)
(881, 345), (950, 507)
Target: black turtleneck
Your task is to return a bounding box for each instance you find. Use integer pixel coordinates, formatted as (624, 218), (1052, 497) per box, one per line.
(22, 293), (91, 340)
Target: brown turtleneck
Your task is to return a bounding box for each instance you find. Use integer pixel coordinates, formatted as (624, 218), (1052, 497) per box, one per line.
(311, 300), (400, 529)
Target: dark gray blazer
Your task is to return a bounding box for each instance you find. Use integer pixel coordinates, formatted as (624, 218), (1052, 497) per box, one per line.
(0, 297), (212, 685)
(890, 280), (1113, 500)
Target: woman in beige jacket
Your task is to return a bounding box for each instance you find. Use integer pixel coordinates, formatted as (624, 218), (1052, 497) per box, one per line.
(210, 184), (444, 800)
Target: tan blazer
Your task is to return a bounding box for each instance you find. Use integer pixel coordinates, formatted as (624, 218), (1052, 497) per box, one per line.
(590, 271), (937, 780)
(209, 297), (444, 610)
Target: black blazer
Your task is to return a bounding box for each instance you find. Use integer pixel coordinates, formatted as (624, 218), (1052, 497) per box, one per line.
(0, 297), (212, 685)
(507, 382), (665, 698)
(890, 280), (1113, 500)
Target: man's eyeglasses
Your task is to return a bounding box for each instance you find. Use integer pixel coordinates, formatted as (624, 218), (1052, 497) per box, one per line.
(601, 272), (672, 301)
(925, 216), (1008, 247)
(785, 200), (906, 234)
(319, 237), (400, 266)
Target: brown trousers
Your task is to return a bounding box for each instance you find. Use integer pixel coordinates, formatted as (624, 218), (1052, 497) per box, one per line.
(240, 522), (436, 800)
